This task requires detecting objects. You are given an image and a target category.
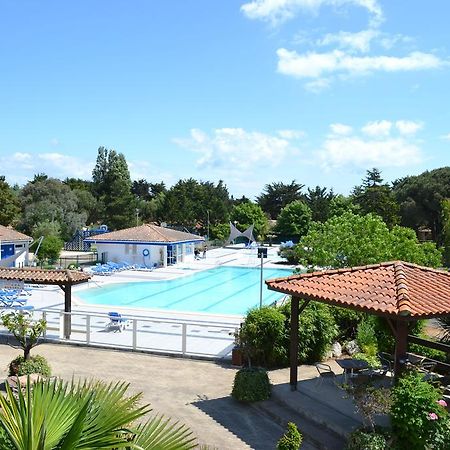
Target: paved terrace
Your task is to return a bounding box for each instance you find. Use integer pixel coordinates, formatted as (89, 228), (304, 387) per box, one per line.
(1, 246), (295, 360)
(0, 343), (356, 449)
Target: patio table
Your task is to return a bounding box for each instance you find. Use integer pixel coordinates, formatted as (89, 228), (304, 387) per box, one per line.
(336, 359), (369, 383)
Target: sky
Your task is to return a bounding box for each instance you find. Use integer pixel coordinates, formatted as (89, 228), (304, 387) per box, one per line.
(0, 0), (449, 198)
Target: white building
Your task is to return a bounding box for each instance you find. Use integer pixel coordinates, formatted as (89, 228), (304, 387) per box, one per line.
(0, 225), (32, 267)
(84, 224), (205, 267)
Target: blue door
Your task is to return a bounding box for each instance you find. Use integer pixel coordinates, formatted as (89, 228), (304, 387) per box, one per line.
(1, 244), (15, 267)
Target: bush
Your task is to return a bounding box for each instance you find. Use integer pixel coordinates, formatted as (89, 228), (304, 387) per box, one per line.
(277, 422), (302, 450)
(0, 424), (14, 450)
(356, 318), (378, 352)
(232, 368), (271, 402)
(240, 306), (287, 368)
(280, 301), (337, 364)
(330, 307), (364, 341)
(391, 371), (450, 449)
(9, 355), (51, 377)
(346, 430), (388, 450)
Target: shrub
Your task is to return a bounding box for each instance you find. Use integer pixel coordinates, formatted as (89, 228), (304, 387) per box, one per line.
(280, 301), (338, 364)
(277, 422), (302, 450)
(232, 368), (271, 402)
(330, 307), (364, 341)
(8, 355), (51, 377)
(240, 306), (287, 368)
(0, 424), (14, 450)
(356, 318), (378, 352)
(391, 371), (450, 449)
(346, 430), (388, 450)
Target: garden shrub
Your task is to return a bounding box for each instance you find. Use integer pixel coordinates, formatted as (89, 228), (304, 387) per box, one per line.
(409, 343), (448, 363)
(231, 368), (271, 402)
(280, 301), (338, 364)
(346, 430), (388, 450)
(9, 355), (51, 377)
(276, 422), (302, 450)
(0, 424), (14, 450)
(330, 307), (364, 341)
(391, 371), (450, 449)
(240, 306), (287, 367)
(356, 317), (378, 352)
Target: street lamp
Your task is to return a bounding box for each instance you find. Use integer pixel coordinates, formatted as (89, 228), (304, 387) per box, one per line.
(206, 210), (210, 242)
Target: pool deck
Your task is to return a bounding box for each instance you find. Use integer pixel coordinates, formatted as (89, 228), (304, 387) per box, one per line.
(1, 245), (296, 360)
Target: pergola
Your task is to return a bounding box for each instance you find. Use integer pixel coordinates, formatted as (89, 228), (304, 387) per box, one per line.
(0, 267), (91, 338)
(266, 261), (450, 389)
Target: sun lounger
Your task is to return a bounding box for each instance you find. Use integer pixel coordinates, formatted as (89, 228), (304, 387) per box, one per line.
(106, 312), (130, 332)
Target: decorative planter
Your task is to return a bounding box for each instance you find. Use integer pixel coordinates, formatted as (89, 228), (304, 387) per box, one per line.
(232, 347), (244, 367)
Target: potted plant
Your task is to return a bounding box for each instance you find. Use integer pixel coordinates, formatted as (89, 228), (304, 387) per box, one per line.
(232, 327), (245, 367)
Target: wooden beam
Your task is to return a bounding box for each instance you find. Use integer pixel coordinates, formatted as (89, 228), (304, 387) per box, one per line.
(63, 284), (72, 339)
(385, 318), (397, 338)
(408, 335), (450, 354)
(290, 296), (300, 390)
(394, 320), (409, 379)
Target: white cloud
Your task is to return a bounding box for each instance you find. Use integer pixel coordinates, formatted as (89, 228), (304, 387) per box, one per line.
(241, 0), (383, 25)
(319, 136), (422, 168)
(174, 128), (296, 169)
(441, 133), (450, 141)
(318, 120), (424, 169)
(50, 138), (60, 146)
(330, 123), (353, 135)
(11, 152), (32, 162)
(318, 29), (379, 53)
(395, 120), (423, 135)
(37, 153), (93, 179)
(277, 48), (446, 80)
(277, 129), (305, 139)
(304, 77), (332, 92)
(361, 120), (392, 137)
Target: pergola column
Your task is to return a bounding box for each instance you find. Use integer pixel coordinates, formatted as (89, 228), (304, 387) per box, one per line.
(61, 284), (72, 339)
(290, 296), (299, 390)
(394, 319), (409, 378)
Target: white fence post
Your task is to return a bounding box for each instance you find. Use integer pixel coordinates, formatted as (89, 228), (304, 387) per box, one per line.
(132, 319), (137, 350)
(86, 315), (91, 345)
(181, 323), (187, 355)
(42, 311), (47, 338)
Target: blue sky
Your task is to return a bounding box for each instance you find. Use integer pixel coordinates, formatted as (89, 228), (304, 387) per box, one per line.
(0, 0), (449, 198)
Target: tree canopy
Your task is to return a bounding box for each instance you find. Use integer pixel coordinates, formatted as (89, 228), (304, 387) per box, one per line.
(256, 180), (304, 219)
(276, 200), (312, 241)
(0, 176), (20, 226)
(294, 212), (442, 269)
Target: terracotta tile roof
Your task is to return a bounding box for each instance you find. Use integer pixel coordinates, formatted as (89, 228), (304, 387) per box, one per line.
(0, 225), (32, 242)
(84, 224), (204, 243)
(0, 267), (91, 285)
(266, 261), (450, 318)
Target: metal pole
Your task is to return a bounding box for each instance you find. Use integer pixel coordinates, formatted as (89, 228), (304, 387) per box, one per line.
(207, 210), (210, 242)
(259, 251), (263, 308)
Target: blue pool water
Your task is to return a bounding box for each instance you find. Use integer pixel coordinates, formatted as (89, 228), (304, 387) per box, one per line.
(78, 266), (291, 315)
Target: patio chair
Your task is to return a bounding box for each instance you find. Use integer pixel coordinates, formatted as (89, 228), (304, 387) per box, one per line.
(314, 363), (337, 389)
(106, 312), (130, 332)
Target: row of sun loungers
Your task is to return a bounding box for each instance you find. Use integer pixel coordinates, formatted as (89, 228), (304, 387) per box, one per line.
(0, 287), (34, 311)
(88, 261), (157, 276)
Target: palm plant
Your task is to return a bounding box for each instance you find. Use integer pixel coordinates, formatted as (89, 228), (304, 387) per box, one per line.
(437, 315), (450, 344)
(0, 378), (197, 450)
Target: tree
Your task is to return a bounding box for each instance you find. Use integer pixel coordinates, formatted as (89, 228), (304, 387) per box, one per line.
(230, 202), (268, 239)
(0, 378), (197, 449)
(37, 235), (63, 262)
(393, 167), (450, 242)
(353, 169), (400, 228)
(19, 178), (87, 240)
(294, 212), (442, 268)
(256, 181), (304, 219)
(442, 199), (450, 267)
(276, 200), (312, 241)
(0, 176), (20, 226)
(92, 147), (136, 230)
(2, 312), (46, 360)
(304, 186), (335, 222)
(160, 178), (231, 230)
(329, 194), (359, 218)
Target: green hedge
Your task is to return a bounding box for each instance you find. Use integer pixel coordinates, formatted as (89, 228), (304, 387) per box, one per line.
(232, 368), (271, 402)
(9, 355), (51, 377)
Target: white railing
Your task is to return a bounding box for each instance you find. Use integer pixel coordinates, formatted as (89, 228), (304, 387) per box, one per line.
(1, 309), (239, 360)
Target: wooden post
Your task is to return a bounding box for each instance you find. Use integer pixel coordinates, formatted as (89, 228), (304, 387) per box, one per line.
(290, 296), (300, 390)
(394, 319), (408, 379)
(63, 284), (72, 339)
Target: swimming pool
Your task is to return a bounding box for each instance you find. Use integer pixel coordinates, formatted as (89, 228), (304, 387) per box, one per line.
(77, 266), (291, 315)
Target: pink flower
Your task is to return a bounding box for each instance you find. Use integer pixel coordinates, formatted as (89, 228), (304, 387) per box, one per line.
(428, 412), (438, 421)
(437, 400), (448, 407)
